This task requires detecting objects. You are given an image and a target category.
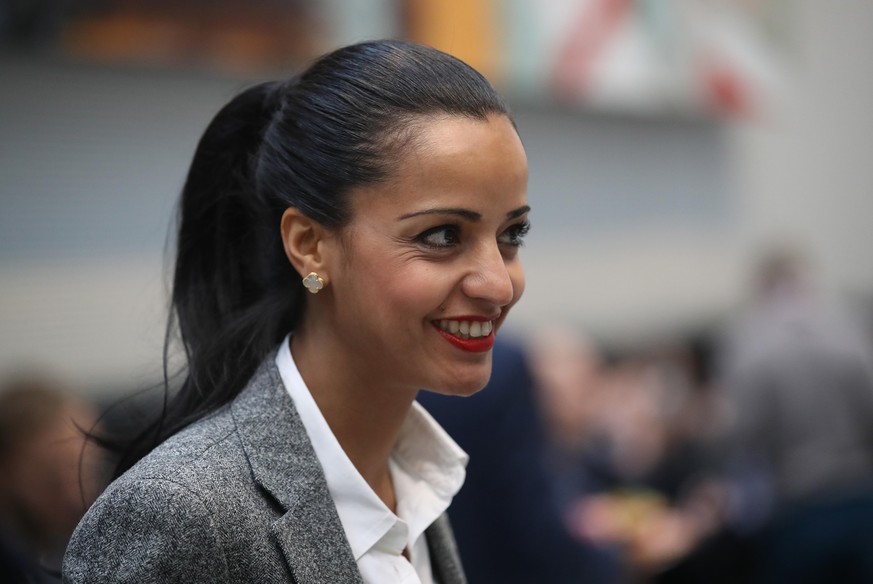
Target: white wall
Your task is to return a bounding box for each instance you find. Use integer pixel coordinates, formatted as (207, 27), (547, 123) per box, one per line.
(728, 0), (873, 295)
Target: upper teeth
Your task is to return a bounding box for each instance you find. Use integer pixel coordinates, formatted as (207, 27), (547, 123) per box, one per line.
(439, 320), (493, 339)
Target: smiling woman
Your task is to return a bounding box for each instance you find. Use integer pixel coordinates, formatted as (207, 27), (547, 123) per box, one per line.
(63, 40), (529, 584)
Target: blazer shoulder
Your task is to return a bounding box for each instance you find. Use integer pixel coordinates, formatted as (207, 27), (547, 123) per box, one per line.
(121, 356), (283, 489)
(122, 405), (243, 486)
(64, 475), (231, 583)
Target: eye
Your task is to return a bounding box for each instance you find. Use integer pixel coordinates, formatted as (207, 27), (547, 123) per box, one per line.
(498, 220), (531, 248)
(415, 225), (461, 248)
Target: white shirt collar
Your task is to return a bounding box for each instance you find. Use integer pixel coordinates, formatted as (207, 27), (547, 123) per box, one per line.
(275, 335), (468, 565)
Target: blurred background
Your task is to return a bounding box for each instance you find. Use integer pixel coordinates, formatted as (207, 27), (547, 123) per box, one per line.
(2, 1), (873, 582)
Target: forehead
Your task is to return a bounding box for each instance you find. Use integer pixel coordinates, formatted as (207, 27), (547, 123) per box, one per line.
(351, 114), (528, 217)
(400, 114), (526, 179)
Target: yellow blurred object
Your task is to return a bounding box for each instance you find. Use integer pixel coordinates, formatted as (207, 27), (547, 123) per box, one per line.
(404, 0), (502, 84)
(574, 489), (698, 572)
(606, 489), (668, 538)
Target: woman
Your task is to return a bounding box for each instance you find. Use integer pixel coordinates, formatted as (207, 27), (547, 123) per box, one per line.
(63, 39), (529, 584)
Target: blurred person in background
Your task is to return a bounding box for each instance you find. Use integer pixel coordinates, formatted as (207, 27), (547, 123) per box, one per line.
(0, 375), (107, 584)
(527, 326), (606, 510)
(419, 338), (622, 584)
(718, 249), (873, 583)
(527, 327), (735, 583)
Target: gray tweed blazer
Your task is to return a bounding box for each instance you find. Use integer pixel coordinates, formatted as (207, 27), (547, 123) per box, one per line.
(63, 356), (467, 583)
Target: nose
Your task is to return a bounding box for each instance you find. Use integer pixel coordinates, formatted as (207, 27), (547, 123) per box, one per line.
(461, 243), (518, 308)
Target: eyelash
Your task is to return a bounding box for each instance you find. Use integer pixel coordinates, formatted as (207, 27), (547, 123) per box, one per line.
(415, 225), (461, 249)
(500, 221), (531, 248)
(414, 221), (531, 250)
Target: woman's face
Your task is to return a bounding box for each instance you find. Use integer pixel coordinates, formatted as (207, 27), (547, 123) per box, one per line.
(324, 114), (529, 396)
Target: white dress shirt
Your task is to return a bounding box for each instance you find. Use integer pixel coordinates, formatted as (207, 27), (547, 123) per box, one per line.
(276, 336), (468, 584)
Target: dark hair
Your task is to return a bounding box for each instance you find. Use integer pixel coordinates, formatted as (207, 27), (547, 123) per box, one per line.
(115, 39), (513, 475)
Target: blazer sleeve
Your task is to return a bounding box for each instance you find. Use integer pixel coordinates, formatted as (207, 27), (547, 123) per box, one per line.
(63, 477), (231, 584)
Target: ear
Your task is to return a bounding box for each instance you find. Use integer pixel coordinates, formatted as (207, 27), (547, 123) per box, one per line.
(280, 208), (334, 281)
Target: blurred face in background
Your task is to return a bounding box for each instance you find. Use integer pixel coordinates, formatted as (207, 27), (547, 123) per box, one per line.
(0, 386), (106, 560)
(529, 327), (603, 450)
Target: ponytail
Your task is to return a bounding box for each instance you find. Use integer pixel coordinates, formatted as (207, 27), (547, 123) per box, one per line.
(115, 82), (301, 475)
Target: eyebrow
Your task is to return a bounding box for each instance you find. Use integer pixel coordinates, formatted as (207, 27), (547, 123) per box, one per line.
(506, 205), (531, 220)
(397, 205), (530, 222)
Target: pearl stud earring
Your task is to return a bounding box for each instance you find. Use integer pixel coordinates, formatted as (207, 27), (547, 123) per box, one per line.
(302, 272), (325, 294)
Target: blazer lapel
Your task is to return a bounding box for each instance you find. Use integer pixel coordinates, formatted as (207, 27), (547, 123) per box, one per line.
(231, 356), (364, 584)
(426, 514), (468, 584)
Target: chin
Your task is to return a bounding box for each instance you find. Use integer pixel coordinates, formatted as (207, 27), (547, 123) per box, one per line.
(429, 367), (492, 397)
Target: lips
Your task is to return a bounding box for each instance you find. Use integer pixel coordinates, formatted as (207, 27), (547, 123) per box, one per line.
(433, 318), (496, 352)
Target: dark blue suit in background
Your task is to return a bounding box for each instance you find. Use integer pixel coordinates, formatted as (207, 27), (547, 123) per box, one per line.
(419, 339), (620, 584)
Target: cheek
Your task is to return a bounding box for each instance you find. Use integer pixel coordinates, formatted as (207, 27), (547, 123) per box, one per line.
(347, 260), (441, 325)
(380, 271), (443, 316)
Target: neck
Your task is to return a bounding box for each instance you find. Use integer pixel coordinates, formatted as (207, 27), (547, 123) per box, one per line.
(290, 324), (418, 509)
